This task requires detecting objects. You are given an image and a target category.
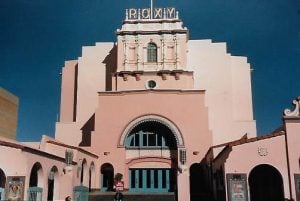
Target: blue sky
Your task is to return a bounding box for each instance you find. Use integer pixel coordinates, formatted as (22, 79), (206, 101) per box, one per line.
(0, 0), (299, 141)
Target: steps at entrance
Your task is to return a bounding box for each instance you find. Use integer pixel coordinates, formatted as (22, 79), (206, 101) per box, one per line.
(190, 193), (214, 201)
(89, 192), (176, 201)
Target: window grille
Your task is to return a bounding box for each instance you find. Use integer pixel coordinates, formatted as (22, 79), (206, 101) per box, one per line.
(147, 43), (157, 62)
(179, 149), (186, 165)
(65, 149), (74, 166)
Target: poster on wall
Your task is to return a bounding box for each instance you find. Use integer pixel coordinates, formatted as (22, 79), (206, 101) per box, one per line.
(5, 176), (25, 201)
(295, 174), (300, 201)
(227, 174), (248, 201)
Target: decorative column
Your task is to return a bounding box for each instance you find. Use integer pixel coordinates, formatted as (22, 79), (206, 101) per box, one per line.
(173, 35), (179, 69)
(161, 35), (165, 69)
(135, 35), (142, 71)
(123, 37), (128, 71)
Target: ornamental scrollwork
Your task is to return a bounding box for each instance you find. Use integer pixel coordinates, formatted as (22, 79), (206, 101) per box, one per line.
(258, 147), (268, 156)
(284, 97), (300, 117)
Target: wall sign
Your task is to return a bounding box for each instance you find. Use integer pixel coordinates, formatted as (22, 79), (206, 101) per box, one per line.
(295, 174), (300, 201)
(127, 7), (176, 20)
(227, 174), (248, 201)
(5, 176), (25, 201)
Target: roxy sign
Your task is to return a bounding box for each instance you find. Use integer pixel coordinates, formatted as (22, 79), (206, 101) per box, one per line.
(127, 7), (177, 20)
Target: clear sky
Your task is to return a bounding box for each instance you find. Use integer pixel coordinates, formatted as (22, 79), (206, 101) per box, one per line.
(0, 0), (299, 141)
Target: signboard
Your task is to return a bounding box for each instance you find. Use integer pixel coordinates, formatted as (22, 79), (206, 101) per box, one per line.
(227, 174), (248, 201)
(114, 181), (124, 191)
(5, 176), (25, 201)
(127, 7), (176, 20)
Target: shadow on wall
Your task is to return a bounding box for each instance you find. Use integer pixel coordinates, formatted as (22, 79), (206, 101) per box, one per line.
(79, 114), (95, 147)
(102, 44), (117, 91)
(79, 44), (117, 147)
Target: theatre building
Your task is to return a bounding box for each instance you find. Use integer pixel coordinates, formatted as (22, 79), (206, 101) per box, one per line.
(0, 5), (299, 201)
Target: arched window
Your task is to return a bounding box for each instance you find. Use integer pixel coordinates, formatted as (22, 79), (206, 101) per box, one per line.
(125, 121), (177, 149)
(147, 43), (157, 63)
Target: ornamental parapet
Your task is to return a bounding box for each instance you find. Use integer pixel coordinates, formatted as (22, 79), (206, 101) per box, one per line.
(283, 97), (300, 119)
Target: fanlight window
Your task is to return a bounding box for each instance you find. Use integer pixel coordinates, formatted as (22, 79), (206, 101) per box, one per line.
(147, 43), (157, 63)
(126, 131), (175, 149)
(125, 120), (177, 149)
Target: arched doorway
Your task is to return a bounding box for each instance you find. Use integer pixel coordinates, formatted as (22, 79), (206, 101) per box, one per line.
(80, 159), (88, 186)
(89, 162), (95, 192)
(47, 166), (58, 201)
(249, 164), (284, 201)
(190, 163), (212, 201)
(125, 119), (178, 193)
(29, 162), (44, 187)
(0, 169), (6, 200)
(100, 163), (114, 192)
(29, 162), (44, 201)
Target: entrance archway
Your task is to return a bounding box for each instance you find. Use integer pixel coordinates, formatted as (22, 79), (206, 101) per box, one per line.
(0, 169), (6, 200)
(100, 163), (114, 192)
(125, 118), (178, 192)
(249, 164), (284, 201)
(29, 162), (44, 187)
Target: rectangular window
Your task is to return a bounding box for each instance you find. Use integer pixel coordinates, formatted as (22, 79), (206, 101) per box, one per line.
(143, 134), (147, 146)
(162, 170), (166, 188)
(131, 170), (136, 188)
(148, 133), (156, 146)
(135, 134), (139, 147)
(139, 170), (143, 188)
(147, 170), (151, 188)
(157, 136), (162, 146)
(154, 170), (158, 188)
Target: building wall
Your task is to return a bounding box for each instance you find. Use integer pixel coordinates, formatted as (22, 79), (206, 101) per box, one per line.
(56, 42), (115, 145)
(113, 72), (194, 91)
(284, 117), (300, 199)
(56, 38), (257, 147)
(91, 90), (212, 196)
(0, 135), (99, 201)
(0, 87), (18, 140)
(188, 40), (256, 145)
(223, 135), (290, 200)
(53, 8), (259, 201)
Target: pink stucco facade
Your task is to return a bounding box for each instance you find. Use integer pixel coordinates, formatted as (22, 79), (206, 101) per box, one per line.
(0, 6), (300, 201)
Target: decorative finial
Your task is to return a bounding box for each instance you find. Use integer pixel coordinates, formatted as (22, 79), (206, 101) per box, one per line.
(284, 97), (300, 116)
(150, 0), (153, 19)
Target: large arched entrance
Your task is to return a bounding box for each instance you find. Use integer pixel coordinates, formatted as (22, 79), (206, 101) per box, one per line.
(124, 118), (179, 193)
(100, 163), (114, 192)
(0, 168), (6, 200)
(249, 164), (284, 201)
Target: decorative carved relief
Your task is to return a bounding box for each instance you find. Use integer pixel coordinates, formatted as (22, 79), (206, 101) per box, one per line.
(284, 97), (300, 117)
(257, 147), (268, 156)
